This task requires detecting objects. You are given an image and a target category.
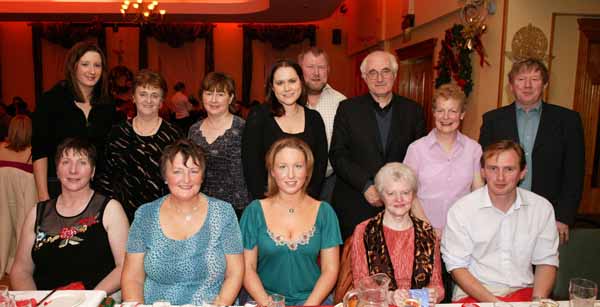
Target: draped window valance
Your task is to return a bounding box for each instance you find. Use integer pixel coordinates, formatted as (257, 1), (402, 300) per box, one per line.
(30, 22), (215, 105)
(139, 23), (214, 73)
(31, 22), (107, 104)
(241, 24), (317, 105)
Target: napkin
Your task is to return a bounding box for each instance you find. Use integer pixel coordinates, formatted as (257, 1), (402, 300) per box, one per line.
(57, 281), (86, 290)
(16, 298), (37, 307)
(409, 289), (429, 307)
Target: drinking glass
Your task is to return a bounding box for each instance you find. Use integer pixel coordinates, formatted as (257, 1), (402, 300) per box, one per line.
(269, 294), (285, 307)
(0, 295), (15, 307)
(570, 278), (598, 307)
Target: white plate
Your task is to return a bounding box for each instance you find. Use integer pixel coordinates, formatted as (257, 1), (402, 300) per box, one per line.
(45, 292), (86, 307)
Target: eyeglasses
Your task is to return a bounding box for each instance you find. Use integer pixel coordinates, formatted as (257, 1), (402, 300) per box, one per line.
(365, 68), (394, 80)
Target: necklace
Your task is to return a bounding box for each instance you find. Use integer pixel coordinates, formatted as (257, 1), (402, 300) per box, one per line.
(169, 199), (201, 222)
(288, 207), (295, 214)
(133, 117), (161, 136)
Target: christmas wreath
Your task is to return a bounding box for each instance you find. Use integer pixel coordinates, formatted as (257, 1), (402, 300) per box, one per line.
(435, 24), (488, 97)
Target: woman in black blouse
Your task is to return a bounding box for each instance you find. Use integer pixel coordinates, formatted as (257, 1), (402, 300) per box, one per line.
(242, 59), (327, 200)
(32, 41), (115, 201)
(95, 69), (181, 221)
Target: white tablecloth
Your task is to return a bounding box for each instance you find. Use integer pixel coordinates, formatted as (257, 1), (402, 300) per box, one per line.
(10, 290), (106, 307)
(115, 301), (570, 307)
(438, 301), (569, 307)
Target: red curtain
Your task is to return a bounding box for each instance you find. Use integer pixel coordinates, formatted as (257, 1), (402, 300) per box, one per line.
(353, 50), (370, 97)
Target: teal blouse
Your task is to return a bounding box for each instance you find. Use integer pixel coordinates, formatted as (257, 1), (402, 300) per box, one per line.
(240, 200), (342, 305)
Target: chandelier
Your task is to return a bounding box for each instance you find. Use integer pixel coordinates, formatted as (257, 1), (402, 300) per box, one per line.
(120, 0), (166, 23)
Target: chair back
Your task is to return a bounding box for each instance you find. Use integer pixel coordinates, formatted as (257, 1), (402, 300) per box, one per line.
(552, 228), (600, 300)
(334, 235), (354, 304)
(0, 166), (37, 275)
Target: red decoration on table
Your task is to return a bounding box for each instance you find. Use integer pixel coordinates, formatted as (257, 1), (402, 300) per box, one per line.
(16, 298), (37, 307)
(57, 281), (86, 290)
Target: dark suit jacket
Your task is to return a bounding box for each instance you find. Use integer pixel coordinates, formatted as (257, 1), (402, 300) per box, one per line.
(479, 102), (585, 225)
(329, 93), (426, 238)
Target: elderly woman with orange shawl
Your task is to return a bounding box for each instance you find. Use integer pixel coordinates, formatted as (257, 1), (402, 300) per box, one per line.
(350, 162), (444, 305)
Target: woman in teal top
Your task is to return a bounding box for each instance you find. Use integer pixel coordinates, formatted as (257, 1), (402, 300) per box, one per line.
(241, 137), (342, 306)
(122, 140), (244, 306)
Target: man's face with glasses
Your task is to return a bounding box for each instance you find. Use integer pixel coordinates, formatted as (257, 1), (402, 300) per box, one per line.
(362, 53), (396, 100)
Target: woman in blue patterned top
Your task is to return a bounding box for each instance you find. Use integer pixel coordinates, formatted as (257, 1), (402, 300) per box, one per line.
(240, 137), (342, 306)
(121, 139), (244, 306)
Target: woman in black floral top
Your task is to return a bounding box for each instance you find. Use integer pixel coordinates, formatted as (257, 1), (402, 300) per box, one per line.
(95, 70), (182, 221)
(188, 72), (250, 218)
(10, 137), (129, 293)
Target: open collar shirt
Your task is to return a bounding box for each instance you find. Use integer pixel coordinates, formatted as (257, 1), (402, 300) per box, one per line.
(403, 129), (482, 229)
(515, 101), (542, 190)
(442, 186), (559, 299)
(307, 84), (346, 176)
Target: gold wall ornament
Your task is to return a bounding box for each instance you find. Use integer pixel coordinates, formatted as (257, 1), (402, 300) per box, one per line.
(506, 23), (553, 62)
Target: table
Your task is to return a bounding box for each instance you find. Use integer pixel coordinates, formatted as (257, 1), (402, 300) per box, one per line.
(10, 290), (106, 307)
(437, 302), (569, 307)
(115, 302), (570, 307)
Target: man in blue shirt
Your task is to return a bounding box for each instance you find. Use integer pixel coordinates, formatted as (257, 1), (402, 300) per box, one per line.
(479, 58), (585, 244)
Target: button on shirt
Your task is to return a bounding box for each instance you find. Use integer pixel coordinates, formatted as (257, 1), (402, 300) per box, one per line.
(516, 102), (542, 190)
(442, 186), (559, 300)
(403, 130), (482, 229)
(307, 84), (346, 176)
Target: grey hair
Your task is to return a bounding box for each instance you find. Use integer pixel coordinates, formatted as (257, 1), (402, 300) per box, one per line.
(360, 50), (399, 75)
(374, 162), (418, 195)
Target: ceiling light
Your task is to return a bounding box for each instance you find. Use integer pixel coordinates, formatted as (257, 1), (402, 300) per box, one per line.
(120, 0), (166, 24)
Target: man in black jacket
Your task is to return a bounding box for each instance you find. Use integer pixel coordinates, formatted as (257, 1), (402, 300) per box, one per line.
(330, 50), (426, 239)
(479, 58), (585, 244)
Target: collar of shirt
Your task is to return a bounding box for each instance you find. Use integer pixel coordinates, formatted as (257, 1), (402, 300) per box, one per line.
(478, 186), (529, 213)
(515, 101), (543, 114)
(369, 94), (393, 116)
(424, 129), (466, 151)
(321, 83), (333, 93)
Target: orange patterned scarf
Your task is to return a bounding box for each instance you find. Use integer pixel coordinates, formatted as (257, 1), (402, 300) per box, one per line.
(364, 211), (435, 290)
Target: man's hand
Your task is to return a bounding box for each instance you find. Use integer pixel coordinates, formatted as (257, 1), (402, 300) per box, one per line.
(364, 185), (383, 207)
(556, 221), (569, 244)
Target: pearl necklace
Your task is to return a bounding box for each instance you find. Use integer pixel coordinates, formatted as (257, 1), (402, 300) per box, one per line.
(169, 199), (200, 222)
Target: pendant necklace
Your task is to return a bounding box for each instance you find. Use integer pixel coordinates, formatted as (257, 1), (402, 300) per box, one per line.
(170, 199), (200, 222)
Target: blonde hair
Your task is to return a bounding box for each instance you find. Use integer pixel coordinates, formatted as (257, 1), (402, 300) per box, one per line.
(433, 83), (467, 112)
(6, 115), (32, 152)
(265, 137), (314, 197)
